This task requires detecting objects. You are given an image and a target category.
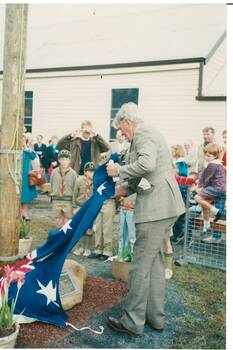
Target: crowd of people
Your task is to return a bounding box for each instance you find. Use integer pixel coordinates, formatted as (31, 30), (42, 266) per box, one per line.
(20, 103), (227, 337)
(21, 119), (227, 272)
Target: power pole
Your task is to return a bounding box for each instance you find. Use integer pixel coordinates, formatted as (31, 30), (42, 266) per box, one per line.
(0, 4), (28, 261)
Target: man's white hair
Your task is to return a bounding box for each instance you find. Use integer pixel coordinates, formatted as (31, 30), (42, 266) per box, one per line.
(112, 102), (142, 128)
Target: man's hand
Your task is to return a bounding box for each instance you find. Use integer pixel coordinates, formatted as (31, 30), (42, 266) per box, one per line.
(106, 161), (120, 177)
(71, 129), (80, 138)
(86, 229), (94, 236)
(89, 130), (96, 138)
(123, 201), (134, 210)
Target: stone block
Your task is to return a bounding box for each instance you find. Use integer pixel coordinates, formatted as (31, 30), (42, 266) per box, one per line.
(59, 259), (87, 311)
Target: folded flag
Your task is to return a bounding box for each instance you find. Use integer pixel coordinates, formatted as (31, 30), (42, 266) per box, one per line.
(7, 154), (118, 328)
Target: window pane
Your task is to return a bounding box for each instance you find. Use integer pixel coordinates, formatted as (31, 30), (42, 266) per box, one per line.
(24, 91), (33, 132)
(110, 88), (139, 141)
(25, 98), (33, 116)
(24, 125), (32, 133)
(111, 109), (118, 121)
(25, 91), (33, 98)
(110, 126), (117, 140)
(24, 117), (32, 125)
(112, 88), (139, 108)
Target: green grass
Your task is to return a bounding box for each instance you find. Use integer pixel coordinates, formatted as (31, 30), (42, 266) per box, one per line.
(167, 264), (226, 349)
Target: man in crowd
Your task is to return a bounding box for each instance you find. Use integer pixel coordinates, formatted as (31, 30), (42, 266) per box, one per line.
(34, 134), (47, 165)
(197, 126), (215, 177)
(57, 120), (110, 175)
(106, 102), (185, 337)
(110, 130), (129, 155)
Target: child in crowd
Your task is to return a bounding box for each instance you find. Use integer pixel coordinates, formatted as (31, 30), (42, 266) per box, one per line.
(221, 129), (227, 171)
(50, 150), (78, 228)
(171, 144), (188, 177)
(171, 145), (188, 243)
(89, 198), (116, 261)
(117, 193), (136, 261)
(195, 143), (226, 242)
(72, 162), (96, 257)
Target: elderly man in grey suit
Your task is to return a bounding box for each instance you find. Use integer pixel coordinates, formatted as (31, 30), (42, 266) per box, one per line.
(106, 102), (185, 337)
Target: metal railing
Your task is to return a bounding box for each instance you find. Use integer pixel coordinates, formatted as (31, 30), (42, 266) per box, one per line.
(178, 189), (226, 271)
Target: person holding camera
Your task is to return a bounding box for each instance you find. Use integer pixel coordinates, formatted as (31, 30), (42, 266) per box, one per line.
(57, 120), (110, 175)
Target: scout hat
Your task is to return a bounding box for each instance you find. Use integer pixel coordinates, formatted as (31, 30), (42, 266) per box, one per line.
(84, 162), (96, 172)
(58, 149), (71, 158)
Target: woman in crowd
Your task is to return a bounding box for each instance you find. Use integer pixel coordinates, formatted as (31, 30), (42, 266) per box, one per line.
(21, 133), (38, 221)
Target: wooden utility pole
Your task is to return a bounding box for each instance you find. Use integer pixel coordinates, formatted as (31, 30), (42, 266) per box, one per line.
(0, 4), (28, 261)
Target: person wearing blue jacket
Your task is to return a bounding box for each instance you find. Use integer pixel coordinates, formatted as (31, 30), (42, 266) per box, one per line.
(21, 134), (38, 221)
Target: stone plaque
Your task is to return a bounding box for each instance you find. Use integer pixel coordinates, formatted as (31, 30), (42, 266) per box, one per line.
(60, 269), (81, 297)
(59, 259), (87, 310)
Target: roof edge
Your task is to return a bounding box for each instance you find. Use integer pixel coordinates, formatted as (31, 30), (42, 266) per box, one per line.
(0, 57), (205, 75)
(205, 31), (226, 64)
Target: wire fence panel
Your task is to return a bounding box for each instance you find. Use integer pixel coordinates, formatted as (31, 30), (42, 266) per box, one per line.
(182, 189), (226, 271)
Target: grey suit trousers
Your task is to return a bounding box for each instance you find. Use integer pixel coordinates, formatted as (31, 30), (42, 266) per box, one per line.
(121, 217), (177, 334)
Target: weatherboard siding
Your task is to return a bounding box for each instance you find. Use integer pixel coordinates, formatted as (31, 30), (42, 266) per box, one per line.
(0, 65), (226, 146)
(202, 39), (226, 96)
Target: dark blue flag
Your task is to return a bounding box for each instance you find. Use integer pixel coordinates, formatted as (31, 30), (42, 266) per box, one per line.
(8, 154), (118, 328)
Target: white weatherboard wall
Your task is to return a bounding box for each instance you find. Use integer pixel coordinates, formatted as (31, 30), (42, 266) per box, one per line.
(0, 65), (226, 146)
(203, 39), (226, 96)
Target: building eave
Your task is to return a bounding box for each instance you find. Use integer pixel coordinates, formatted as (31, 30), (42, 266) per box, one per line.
(0, 57), (205, 75)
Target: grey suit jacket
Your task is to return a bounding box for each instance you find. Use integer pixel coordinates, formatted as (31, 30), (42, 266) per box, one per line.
(119, 123), (185, 223)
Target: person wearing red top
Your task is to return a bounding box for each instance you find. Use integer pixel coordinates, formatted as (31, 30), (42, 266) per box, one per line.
(175, 174), (196, 186)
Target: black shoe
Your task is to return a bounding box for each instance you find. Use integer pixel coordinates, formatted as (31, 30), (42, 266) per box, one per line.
(107, 316), (143, 337)
(88, 252), (102, 259)
(146, 321), (164, 333)
(99, 254), (109, 261)
(213, 210), (223, 222)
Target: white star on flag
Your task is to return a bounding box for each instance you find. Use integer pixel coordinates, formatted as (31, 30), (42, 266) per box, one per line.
(36, 280), (60, 307)
(60, 220), (72, 234)
(97, 183), (106, 195)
